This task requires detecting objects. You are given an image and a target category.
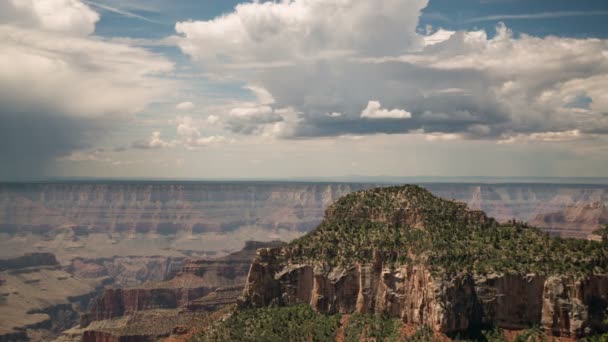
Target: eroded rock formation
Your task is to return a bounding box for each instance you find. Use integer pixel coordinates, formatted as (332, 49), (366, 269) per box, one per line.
(244, 249), (608, 338)
(241, 186), (608, 338)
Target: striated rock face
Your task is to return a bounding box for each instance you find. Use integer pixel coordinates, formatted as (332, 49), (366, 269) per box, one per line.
(1, 182), (606, 241)
(241, 186), (608, 338)
(85, 287), (210, 322)
(68, 256), (184, 288)
(425, 183), (608, 227)
(57, 309), (210, 342)
(0, 182), (366, 236)
(541, 276), (608, 336)
(82, 241), (283, 328)
(244, 249), (608, 337)
(529, 202), (608, 239)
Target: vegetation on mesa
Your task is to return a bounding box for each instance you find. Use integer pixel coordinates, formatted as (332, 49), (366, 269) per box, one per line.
(285, 185), (608, 277)
(191, 304), (568, 342)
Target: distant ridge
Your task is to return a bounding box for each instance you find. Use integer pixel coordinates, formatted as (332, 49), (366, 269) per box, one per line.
(2, 176), (608, 185)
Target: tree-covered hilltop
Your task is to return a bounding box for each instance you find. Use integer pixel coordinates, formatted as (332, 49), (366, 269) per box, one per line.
(285, 185), (608, 277)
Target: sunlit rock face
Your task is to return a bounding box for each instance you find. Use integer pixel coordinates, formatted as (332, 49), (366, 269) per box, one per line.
(241, 186), (608, 339)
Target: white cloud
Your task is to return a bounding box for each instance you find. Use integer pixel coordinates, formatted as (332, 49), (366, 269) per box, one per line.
(176, 116), (225, 148)
(229, 105), (274, 117)
(177, 10), (608, 141)
(132, 131), (172, 149)
(187, 135), (227, 147)
(176, 101), (195, 111)
(425, 133), (463, 141)
(207, 115), (220, 125)
(423, 28), (455, 46)
(175, 0), (428, 68)
(361, 101), (412, 119)
(499, 130), (585, 144)
(0, 0), (99, 35)
(246, 85), (275, 105)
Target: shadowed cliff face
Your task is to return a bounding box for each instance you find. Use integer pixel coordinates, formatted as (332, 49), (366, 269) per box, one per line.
(241, 185), (608, 338)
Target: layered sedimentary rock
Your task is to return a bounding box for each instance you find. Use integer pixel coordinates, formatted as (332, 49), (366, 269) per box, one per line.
(1, 182), (607, 245)
(84, 287), (209, 323)
(0, 182), (365, 237)
(530, 202), (608, 239)
(241, 186), (608, 338)
(425, 183), (608, 225)
(57, 309), (210, 342)
(68, 256), (185, 288)
(245, 251), (608, 338)
(82, 241), (282, 327)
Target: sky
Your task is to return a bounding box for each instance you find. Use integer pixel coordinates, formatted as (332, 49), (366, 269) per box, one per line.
(1, 0), (608, 181)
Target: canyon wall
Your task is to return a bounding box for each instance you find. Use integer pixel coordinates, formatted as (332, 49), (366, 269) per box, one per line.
(1, 182), (607, 246)
(0, 182), (366, 237)
(59, 241), (283, 342)
(243, 248), (608, 338)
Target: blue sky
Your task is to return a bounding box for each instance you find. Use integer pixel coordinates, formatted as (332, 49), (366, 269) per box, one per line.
(91, 0), (608, 39)
(89, 0), (608, 106)
(1, 0), (608, 180)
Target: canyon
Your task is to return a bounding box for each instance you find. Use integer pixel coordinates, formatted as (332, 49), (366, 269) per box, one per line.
(57, 241), (280, 342)
(1, 181), (607, 341)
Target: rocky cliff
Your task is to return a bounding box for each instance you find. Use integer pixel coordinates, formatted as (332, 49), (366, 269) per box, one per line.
(0, 182), (366, 237)
(1, 182), (607, 246)
(241, 185), (608, 338)
(66, 241), (282, 342)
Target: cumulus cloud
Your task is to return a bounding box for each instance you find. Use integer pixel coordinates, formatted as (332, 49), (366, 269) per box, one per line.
(225, 105), (284, 135)
(175, 0), (428, 67)
(0, 0), (173, 179)
(361, 101), (412, 119)
(176, 116), (225, 148)
(0, 0), (99, 35)
(175, 1), (608, 143)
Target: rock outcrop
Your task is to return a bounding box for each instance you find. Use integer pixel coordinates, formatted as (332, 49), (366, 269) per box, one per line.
(244, 252), (608, 338)
(57, 309), (210, 342)
(241, 185), (608, 338)
(84, 287), (210, 323)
